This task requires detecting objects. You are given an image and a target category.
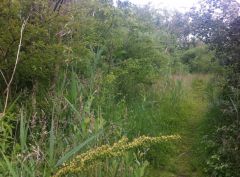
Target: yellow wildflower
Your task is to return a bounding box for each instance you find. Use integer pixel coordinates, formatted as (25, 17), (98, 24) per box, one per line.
(53, 135), (180, 177)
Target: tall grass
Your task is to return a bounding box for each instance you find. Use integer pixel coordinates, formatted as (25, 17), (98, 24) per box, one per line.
(0, 66), (106, 176)
(0, 58), (191, 176)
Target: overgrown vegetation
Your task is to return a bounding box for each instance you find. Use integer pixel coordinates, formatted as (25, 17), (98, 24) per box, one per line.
(189, 0), (240, 176)
(0, 0), (239, 176)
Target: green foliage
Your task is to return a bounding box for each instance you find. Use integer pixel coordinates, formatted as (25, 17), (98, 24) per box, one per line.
(190, 1), (240, 176)
(0, 0), (68, 94)
(114, 58), (156, 101)
(204, 122), (240, 177)
(0, 0), (227, 176)
(0, 113), (16, 153)
(201, 86), (240, 177)
(180, 46), (219, 73)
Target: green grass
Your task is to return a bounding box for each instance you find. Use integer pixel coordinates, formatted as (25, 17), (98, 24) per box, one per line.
(0, 71), (216, 177)
(146, 74), (212, 177)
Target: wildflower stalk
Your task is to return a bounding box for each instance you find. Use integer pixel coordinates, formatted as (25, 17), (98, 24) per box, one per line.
(53, 135), (180, 177)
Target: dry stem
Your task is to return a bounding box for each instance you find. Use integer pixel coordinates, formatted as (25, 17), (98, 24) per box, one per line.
(1, 17), (29, 118)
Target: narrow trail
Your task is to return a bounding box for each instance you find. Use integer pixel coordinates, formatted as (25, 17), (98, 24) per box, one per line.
(149, 74), (210, 177)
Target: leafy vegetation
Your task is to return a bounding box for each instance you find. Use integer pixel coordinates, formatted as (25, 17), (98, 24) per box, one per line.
(0, 0), (239, 176)
(189, 0), (240, 176)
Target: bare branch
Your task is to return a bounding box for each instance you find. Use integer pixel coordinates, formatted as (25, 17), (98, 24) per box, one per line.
(1, 17), (29, 118)
(0, 69), (7, 85)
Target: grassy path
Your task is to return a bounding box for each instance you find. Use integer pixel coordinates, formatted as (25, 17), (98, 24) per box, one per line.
(148, 74), (210, 177)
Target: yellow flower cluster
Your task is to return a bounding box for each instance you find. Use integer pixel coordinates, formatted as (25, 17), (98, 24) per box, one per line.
(53, 135), (180, 177)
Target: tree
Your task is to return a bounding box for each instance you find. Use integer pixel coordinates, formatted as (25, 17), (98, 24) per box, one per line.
(0, 0), (69, 103)
(189, 0), (240, 176)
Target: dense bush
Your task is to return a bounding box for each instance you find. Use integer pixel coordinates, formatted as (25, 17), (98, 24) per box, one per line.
(190, 1), (240, 176)
(1, 0), (238, 176)
(0, 0), (188, 176)
(180, 46), (219, 73)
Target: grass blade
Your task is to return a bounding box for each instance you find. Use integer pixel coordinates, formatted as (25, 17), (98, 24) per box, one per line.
(1, 152), (17, 177)
(55, 129), (103, 167)
(49, 117), (55, 167)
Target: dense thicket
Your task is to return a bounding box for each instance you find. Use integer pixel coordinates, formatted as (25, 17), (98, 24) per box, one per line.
(0, 0), (237, 176)
(0, 1), (190, 176)
(190, 0), (240, 176)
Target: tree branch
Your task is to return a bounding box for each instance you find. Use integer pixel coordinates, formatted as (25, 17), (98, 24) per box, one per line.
(1, 17), (29, 118)
(0, 69), (7, 85)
